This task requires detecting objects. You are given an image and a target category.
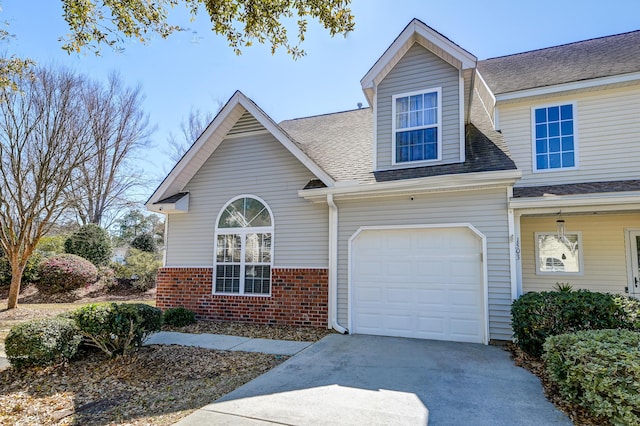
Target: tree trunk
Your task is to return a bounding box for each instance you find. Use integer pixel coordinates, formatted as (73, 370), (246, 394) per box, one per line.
(7, 261), (24, 309)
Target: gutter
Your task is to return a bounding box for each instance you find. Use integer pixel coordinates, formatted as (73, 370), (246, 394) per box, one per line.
(327, 193), (347, 334)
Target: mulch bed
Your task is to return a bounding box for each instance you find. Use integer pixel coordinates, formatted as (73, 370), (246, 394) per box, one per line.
(506, 343), (608, 426)
(163, 321), (337, 342)
(0, 345), (285, 425)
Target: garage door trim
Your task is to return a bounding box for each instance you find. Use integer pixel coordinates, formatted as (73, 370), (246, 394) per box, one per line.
(348, 223), (489, 344)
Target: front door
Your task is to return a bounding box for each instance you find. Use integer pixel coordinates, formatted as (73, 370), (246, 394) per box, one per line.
(627, 230), (640, 298)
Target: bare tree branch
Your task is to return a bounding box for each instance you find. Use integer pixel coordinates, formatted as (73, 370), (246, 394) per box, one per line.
(0, 65), (94, 309)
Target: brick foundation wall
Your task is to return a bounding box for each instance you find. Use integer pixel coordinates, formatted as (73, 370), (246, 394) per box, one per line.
(156, 267), (328, 327)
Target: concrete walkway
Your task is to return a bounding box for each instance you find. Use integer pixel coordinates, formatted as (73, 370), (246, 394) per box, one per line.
(176, 334), (572, 426)
(144, 331), (313, 356)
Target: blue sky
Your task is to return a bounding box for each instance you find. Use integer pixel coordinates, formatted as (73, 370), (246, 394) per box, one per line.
(3, 0), (639, 199)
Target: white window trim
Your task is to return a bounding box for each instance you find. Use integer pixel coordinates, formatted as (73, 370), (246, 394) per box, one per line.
(213, 194), (274, 296)
(534, 231), (584, 276)
(530, 101), (579, 173)
(392, 87), (442, 165)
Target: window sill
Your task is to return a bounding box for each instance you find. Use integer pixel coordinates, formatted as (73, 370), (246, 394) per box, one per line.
(212, 292), (272, 297)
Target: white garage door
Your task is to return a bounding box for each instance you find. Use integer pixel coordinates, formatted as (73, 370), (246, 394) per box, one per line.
(351, 227), (485, 343)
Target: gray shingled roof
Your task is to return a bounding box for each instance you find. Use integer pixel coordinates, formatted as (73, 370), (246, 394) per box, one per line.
(155, 192), (188, 204)
(478, 30), (640, 94)
(280, 89), (516, 187)
(513, 180), (640, 198)
(279, 108), (375, 184)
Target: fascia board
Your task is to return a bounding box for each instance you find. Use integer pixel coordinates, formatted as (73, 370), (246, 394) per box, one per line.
(509, 191), (640, 210)
(495, 71), (640, 102)
(147, 91), (335, 205)
(361, 19), (477, 93)
(299, 170), (521, 201)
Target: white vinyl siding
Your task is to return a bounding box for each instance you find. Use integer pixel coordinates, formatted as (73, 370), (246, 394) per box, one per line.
(499, 85), (640, 187)
(377, 43), (461, 170)
(337, 187), (513, 341)
(165, 121), (328, 268)
(521, 213), (640, 295)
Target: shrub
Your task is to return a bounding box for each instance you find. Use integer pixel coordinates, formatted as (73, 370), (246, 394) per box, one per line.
(5, 318), (82, 369)
(72, 303), (162, 357)
(0, 251), (41, 287)
(36, 234), (68, 258)
(163, 307), (196, 327)
(96, 266), (118, 290)
(131, 233), (158, 253)
(543, 329), (640, 425)
(64, 224), (112, 266)
(511, 290), (640, 356)
(37, 254), (98, 294)
(116, 248), (161, 291)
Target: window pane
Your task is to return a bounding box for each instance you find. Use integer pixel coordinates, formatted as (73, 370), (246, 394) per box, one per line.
(424, 92), (437, 108)
(397, 112), (408, 129)
(410, 110), (421, 127)
(560, 104), (573, 120)
(535, 124), (547, 138)
(548, 122), (560, 137)
(245, 233), (271, 263)
(561, 136), (574, 151)
(535, 108), (546, 123)
(549, 138), (561, 153)
(216, 234), (241, 262)
(216, 265), (240, 292)
(410, 94), (423, 111)
(538, 234), (580, 273)
(396, 129), (437, 162)
(562, 152), (575, 167)
(218, 198), (271, 228)
(547, 106), (560, 121)
(536, 154), (548, 170)
(245, 265), (271, 294)
(396, 97), (409, 113)
(536, 139), (547, 154)
(560, 120), (573, 136)
(549, 153), (561, 168)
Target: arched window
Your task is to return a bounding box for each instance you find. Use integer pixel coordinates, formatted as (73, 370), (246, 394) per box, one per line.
(214, 196), (273, 295)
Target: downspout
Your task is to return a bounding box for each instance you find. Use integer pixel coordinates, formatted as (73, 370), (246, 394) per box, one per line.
(327, 193), (347, 334)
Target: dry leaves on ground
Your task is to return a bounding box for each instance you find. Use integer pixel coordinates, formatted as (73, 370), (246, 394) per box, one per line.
(506, 343), (608, 426)
(0, 345), (286, 425)
(163, 321), (336, 342)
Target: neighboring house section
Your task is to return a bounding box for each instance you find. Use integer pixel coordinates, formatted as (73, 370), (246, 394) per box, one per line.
(148, 19), (640, 344)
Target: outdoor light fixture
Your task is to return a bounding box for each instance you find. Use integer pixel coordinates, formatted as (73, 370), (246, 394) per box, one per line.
(556, 212), (565, 239)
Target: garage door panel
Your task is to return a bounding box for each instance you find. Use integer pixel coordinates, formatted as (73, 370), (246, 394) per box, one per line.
(352, 227), (484, 344)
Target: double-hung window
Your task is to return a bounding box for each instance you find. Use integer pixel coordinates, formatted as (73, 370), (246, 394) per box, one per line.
(533, 103), (577, 171)
(393, 88), (441, 164)
(215, 196), (273, 295)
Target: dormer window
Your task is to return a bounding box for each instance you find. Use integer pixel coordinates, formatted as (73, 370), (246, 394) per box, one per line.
(392, 88), (442, 164)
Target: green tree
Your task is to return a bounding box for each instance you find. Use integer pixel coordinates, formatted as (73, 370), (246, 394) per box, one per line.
(60, 0), (354, 58)
(64, 224), (112, 266)
(114, 209), (164, 246)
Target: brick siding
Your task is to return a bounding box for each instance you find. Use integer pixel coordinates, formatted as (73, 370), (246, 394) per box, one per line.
(156, 267), (328, 327)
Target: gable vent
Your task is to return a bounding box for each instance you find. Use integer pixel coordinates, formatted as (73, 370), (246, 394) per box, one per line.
(227, 111), (266, 136)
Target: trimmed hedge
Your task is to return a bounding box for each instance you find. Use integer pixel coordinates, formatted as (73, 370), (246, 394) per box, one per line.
(543, 329), (640, 425)
(37, 254), (98, 294)
(5, 318), (82, 369)
(511, 290), (640, 356)
(72, 303), (162, 357)
(163, 307), (196, 327)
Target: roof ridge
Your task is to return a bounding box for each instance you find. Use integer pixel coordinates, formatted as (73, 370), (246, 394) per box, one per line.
(279, 106), (371, 123)
(481, 28), (640, 61)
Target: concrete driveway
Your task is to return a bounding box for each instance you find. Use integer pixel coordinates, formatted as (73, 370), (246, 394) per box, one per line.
(176, 334), (571, 425)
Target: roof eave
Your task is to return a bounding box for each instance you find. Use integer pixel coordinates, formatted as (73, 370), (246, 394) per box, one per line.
(360, 19), (477, 104)
(146, 91), (335, 205)
(299, 169), (521, 202)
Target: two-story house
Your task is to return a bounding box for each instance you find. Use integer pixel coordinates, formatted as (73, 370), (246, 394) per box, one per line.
(147, 19), (640, 344)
